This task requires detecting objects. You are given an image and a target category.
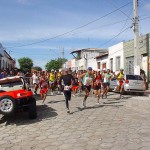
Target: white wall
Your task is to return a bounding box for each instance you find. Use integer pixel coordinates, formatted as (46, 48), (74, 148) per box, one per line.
(108, 42), (124, 73)
(0, 44), (16, 70)
(96, 55), (108, 70)
(81, 50), (102, 70)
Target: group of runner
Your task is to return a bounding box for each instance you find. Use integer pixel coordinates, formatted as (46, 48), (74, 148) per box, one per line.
(31, 67), (125, 113)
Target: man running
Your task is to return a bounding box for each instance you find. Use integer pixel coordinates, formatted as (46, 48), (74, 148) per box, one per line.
(32, 71), (39, 95)
(102, 69), (112, 98)
(80, 67), (94, 108)
(116, 69), (125, 99)
(49, 69), (56, 95)
(59, 68), (75, 113)
(93, 70), (102, 104)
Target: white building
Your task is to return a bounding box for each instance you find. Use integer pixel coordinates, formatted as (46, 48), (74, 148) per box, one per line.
(95, 52), (108, 70)
(0, 43), (16, 71)
(108, 42), (124, 73)
(71, 48), (107, 71)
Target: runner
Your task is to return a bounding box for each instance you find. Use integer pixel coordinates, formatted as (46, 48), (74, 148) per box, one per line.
(49, 69), (56, 95)
(72, 73), (79, 97)
(93, 70), (102, 104)
(59, 68), (75, 113)
(102, 69), (112, 99)
(80, 67), (94, 108)
(56, 69), (62, 94)
(116, 68), (125, 99)
(40, 75), (48, 103)
(32, 71), (39, 95)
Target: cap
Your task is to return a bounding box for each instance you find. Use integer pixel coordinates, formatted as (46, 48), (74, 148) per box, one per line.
(103, 68), (106, 71)
(120, 68), (124, 71)
(88, 67), (92, 70)
(51, 69), (54, 72)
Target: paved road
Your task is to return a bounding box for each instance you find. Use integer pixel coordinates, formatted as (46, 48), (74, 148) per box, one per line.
(0, 92), (150, 150)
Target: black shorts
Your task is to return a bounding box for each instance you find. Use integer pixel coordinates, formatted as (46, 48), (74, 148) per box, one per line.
(103, 82), (110, 88)
(94, 85), (101, 90)
(83, 85), (91, 92)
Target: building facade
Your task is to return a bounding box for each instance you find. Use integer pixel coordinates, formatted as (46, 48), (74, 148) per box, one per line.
(95, 52), (108, 70)
(0, 43), (16, 71)
(71, 48), (107, 71)
(108, 42), (124, 73)
(124, 33), (150, 89)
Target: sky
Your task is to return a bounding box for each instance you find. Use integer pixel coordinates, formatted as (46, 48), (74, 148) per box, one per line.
(0, 0), (150, 69)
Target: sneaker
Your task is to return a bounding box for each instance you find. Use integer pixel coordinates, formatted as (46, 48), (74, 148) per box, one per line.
(83, 101), (86, 108)
(51, 92), (54, 96)
(67, 108), (70, 113)
(72, 94), (75, 97)
(96, 102), (100, 105)
(57, 91), (60, 94)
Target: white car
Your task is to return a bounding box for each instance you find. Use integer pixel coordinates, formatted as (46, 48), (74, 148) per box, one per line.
(110, 74), (146, 95)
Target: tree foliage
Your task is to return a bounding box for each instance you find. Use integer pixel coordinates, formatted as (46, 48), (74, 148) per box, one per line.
(18, 57), (33, 72)
(45, 58), (67, 71)
(32, 66), (42, 71)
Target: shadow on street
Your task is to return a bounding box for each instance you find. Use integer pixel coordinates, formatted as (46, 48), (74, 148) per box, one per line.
(0, 105), (58, 126)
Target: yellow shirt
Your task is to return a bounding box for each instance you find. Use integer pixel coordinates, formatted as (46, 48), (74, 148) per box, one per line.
(57, 73), (61, 79)
(49, 73), (55, 82)
(118, 73), (124, 80)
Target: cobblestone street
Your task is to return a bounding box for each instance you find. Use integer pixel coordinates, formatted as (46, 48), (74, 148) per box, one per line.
(0, 92), (150, 150)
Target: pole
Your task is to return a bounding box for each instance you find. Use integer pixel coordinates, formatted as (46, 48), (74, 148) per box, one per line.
(133, 0), (140, 75)
(62, 47), (65, 68)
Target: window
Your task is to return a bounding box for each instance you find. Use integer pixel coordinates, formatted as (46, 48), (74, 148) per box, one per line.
(110, 58), (113, 71)
(116, 57), (120, 71)
(102, 63), (106, 69)
(97, 62), (101, 69)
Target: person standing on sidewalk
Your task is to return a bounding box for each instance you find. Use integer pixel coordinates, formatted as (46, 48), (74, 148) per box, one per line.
(80, 67), (94, 108)
(59, 69), (75, 113)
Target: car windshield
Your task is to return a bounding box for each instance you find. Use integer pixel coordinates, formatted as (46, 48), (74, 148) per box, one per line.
(0, 78), (23, 91)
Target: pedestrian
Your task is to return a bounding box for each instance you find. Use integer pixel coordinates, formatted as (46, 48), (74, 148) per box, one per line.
(59, 68), (75, 113)
(80, 67), (94, 108)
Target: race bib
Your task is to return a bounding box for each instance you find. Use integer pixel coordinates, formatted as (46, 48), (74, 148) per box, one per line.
(85, 78), (93, 86)
(64, 86), (71, 91)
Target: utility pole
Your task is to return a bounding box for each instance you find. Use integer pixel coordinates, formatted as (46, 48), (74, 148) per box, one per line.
(133, 0), (140, 75)
(62, 47), (65, 68)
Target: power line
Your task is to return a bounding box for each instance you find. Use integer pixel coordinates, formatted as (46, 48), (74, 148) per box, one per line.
(5, 2), (132, 48)
(69, 18), (131, 37)
(108, 0), (133, 21)
(97, 26), (131, 48)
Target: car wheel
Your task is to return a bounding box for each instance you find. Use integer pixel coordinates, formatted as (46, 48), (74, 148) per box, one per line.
(0, 96), (16, 115)
(28, 97), (37, 119)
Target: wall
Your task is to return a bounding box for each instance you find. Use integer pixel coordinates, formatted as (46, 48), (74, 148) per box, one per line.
(0, 44), (15, 71)
(96, 55), (108, 70)
(108, 42), (124, 73)
(124, 34), (148, 74)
